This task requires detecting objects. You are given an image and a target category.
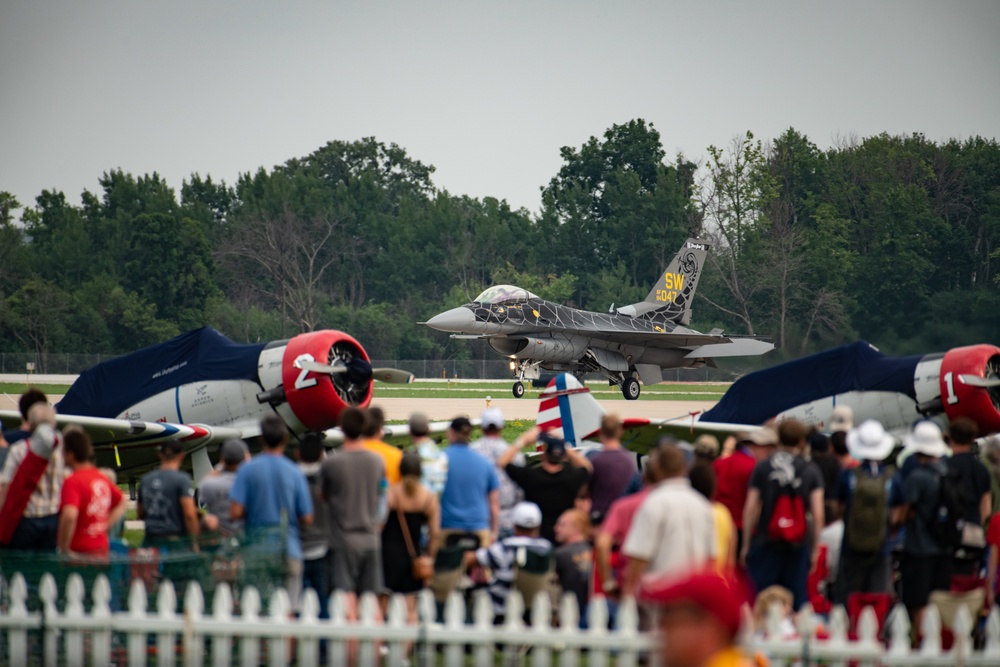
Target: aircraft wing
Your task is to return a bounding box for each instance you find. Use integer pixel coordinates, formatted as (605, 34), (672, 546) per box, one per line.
(618, 416), (760, 454)
(321, 418), (469, 447)
(0, 409), (244, 478)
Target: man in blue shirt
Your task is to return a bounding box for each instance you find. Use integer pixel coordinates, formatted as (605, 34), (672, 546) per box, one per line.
(440, 416), (499, 547)
(230, 415), (313, 614)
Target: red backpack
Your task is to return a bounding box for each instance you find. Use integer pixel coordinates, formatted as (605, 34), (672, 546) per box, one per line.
(768, 484), (807, 544)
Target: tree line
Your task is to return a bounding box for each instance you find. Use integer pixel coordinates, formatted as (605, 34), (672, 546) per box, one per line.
(2, 121), (999, 370)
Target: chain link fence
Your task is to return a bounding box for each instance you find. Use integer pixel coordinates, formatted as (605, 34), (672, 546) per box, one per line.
(0, 353), (757, 381)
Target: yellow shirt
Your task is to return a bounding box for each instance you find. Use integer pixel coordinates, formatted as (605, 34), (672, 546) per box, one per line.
(712, 501), (736, 573)
(704, 647), (764, 667)
(363, 439), (402, 485)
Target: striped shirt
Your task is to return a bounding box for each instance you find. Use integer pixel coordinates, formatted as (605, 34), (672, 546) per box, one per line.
(0, 439), (68, 517)
(474, 535), (552, 614)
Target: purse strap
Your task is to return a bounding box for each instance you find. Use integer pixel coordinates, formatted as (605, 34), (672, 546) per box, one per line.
(396, 489), (418, 559)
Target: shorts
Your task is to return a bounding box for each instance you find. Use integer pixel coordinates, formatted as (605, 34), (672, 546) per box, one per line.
(331, 547), (383, 596)
(900, 553), (952, 609)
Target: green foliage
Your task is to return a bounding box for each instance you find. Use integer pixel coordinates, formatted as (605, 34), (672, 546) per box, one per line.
(1, 128), (998, 363)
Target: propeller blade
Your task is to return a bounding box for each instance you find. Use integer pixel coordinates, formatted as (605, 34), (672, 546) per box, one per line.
(294, 360), (343, 374)
(959, 374), (1000, 388)
(294, 359), (413, 383)
(372, 368), (415, 384)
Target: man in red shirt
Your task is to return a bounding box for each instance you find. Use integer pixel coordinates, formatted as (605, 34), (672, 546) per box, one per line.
(58, 427), (127, 557)
(712, 428), (776, 560)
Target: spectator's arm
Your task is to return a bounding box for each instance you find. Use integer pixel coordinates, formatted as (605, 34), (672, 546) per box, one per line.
(108, 497), (128, 532)
(426, 495), (441, 558)
(594, 530), (616, 593)
(299, 513), (314, 527)
(0, 483), (8, 512)
(230, 500), (245, 521)
(809, 487), (825, 568)
(565, 446), (593, 473)
(740, 487), (761, 565)
(980, 491), (991, 527)
(57, 505), (78, 554)
(488, 489), (500, 537)
(136, 501), (145, 520)
(986, 544), (998, 609)
(621, 556), (648, 598)
(500, 426), (541, 468)
(180, 496), (200, 550)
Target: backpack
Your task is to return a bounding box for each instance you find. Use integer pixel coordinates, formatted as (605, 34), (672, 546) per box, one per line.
(767, 463), (807, 544)
(927, 467), (964, 550)
(845, 467), (890, 553)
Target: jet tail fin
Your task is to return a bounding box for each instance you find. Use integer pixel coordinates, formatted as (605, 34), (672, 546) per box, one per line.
(536, 374), (605, 447)
(617, 238), (710, 325)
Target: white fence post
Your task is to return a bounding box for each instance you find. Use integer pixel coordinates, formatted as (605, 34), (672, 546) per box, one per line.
(91, 575), (113, 665)
(6, 574), (31, 665)
(210, 583), (235, 667)
(238, 586), (261, 667)
(39, 573), (58, 667)
(64, 573), (85, 667)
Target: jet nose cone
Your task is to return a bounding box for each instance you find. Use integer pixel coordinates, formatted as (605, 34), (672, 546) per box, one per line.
(425, 306), (476, 332)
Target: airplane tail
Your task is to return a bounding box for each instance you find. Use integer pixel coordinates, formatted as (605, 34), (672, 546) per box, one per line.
(536, 374), (606, 447)
(617, 238), (710, 325)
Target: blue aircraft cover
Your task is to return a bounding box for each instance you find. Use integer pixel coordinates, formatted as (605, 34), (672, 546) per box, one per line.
(700, 341), (922, 426)
(57, 327), (267, 418)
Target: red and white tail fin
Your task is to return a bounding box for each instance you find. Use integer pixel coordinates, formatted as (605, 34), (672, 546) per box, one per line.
(536, 374), (605, 447)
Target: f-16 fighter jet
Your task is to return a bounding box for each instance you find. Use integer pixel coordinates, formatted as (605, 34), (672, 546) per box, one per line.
(424, 238), (773, 399)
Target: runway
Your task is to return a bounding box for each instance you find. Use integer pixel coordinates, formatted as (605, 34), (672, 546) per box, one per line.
(371, 396), (717, 421)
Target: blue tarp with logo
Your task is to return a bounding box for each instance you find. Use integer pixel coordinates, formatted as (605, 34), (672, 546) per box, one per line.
(700, 341), (922, 425)
(57, 327), (267, 418)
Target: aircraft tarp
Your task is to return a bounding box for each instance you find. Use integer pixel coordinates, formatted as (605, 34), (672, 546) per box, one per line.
(700, 341), (921, 426)
(57, 327), (267, 418)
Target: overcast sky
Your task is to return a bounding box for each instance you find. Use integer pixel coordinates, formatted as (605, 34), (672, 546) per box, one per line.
(3, 1), (999, 215)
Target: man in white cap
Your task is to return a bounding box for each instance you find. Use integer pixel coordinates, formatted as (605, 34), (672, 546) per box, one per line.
(893, 421), (954, 628)
(834, 419), (897, 604)
(471, 407), (523, 537)
(465, 500), (551, 619)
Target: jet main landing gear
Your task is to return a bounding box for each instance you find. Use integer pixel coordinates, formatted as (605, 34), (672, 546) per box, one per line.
(622, 377), (640, 400)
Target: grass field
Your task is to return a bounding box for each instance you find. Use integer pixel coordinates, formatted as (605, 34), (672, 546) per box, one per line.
(2, 380), (728, 401)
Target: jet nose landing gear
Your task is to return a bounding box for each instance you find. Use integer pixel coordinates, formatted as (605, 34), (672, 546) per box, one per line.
(512, 381), (525, 398)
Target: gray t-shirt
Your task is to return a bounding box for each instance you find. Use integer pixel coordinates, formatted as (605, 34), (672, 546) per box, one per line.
(197, 470), (240, 535)
(139, 468), (194, 538)
(320, 449), (385, 551)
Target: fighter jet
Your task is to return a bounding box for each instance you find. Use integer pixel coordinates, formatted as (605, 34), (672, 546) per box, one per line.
(424, 238), (774, 399)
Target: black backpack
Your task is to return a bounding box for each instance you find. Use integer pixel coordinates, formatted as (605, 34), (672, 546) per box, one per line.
(927, 467), (964, 550)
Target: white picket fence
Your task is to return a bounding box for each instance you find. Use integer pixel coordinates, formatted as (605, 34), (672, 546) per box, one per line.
(1, 571), (1000, 666)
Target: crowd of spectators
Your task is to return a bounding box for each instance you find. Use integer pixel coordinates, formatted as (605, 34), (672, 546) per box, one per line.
(2, 387), (1000, 665)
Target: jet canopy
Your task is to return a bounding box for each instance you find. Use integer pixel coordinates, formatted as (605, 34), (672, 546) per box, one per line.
(474, 285), (539, 304)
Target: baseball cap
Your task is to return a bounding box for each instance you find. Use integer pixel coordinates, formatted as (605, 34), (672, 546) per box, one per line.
(159, 440), (185, 456)
(221, 439), (248, 465)
(539, 433), (567, 458)
(481, 407), (505, 430)
(638, 569), (748, 639)
(408, 412), (430, 436)
(511, 501), (542, 529)
(829, 406), (854, 433)
(449, 416), (472, 432)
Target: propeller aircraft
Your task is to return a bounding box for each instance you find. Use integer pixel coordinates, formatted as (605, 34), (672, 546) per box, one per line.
(0, 327), (414, 488)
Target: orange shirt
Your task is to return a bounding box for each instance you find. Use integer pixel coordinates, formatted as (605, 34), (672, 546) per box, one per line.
(363, 439), (402, 485)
